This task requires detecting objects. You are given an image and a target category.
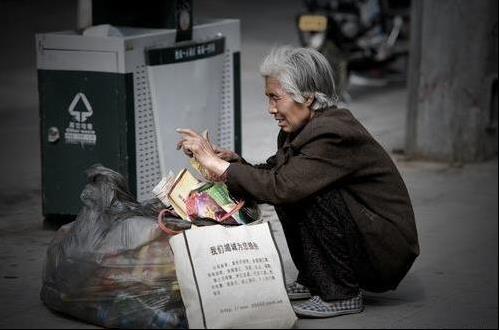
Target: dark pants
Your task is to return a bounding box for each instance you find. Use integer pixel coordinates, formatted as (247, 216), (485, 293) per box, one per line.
(276, 188), (369, 301)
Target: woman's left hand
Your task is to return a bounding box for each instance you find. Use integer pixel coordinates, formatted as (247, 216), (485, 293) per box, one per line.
(176, 128), (230, 178)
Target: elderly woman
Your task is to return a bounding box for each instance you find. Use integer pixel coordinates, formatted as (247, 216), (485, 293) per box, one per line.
(177, 46), (419, 318)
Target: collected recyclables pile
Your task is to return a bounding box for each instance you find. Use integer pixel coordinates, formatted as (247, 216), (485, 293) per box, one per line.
(41, 164), (296, 328)
(40, 165), (187, 329)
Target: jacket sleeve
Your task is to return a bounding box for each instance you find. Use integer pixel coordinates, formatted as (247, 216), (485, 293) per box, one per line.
(232, 154), (277, 169)
(226, 136), (363, 205)
(253, 155), (278, 170)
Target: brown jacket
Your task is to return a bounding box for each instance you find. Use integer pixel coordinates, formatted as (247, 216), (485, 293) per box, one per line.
(226, 107), (420, 291)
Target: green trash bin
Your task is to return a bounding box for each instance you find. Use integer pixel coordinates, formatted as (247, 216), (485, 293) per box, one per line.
(36, 20), (241, 219)
(38, 69), (136, 217)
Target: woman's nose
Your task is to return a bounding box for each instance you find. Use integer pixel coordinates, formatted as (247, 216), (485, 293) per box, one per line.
(268, 103), (277, 115)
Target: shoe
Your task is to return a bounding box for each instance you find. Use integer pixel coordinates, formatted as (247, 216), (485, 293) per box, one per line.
(286, 282), (312, 300)
(293, 292), (363, 318)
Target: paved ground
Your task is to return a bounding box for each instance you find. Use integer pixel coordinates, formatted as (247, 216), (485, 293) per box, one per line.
(0, 0), (497, 329)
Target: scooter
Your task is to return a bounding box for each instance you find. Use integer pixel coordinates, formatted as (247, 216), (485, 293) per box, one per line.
(297, 0), (411, 100)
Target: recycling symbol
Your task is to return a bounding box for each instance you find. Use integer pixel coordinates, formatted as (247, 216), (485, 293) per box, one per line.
(68, 92), (93, 122)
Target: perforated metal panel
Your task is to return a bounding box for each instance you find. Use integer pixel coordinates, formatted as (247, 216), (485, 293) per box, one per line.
(133, 64), (162, 201)
(135, 49), (237, 201)
(219, 50), (235, 151)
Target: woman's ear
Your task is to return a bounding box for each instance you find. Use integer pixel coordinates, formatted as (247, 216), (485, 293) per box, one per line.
(305, 95), (314, 107)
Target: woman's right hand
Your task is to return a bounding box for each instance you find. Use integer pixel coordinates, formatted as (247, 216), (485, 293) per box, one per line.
(177, 130), (241, 162)
(177, 131), (241, 162)
(213, 147), (241, 162)
(203, 130), (241, 162)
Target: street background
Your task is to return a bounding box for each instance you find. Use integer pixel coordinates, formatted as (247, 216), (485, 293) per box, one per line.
(0, 0), (497, 328)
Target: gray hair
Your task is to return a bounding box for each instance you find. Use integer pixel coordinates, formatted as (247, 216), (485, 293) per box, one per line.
(260, 46), (338, 110)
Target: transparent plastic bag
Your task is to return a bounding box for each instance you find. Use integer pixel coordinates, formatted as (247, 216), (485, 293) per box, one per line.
(40, 164), (187, 329)
(185, 182), (261, 225)
(189, 159), (261, 224)
(186, 191), (239, 225)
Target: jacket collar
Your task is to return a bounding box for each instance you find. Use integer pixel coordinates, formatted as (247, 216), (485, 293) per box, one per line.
(281, 106), (342, 149)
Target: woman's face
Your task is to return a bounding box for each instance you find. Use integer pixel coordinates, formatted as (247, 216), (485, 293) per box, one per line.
(265, 77), (314, 133)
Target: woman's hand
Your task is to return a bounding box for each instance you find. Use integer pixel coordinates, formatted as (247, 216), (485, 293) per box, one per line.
(176, 129), (230, 178)
(213, 147), (241, 163)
